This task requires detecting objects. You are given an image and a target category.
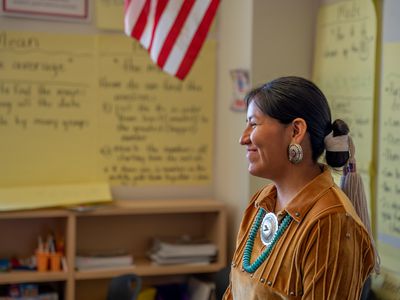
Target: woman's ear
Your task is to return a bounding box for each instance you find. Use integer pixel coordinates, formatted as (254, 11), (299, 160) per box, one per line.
(291, 118), (307, 143)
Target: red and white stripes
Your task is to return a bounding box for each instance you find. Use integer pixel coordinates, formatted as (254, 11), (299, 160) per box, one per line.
(124, 0), (220, 80)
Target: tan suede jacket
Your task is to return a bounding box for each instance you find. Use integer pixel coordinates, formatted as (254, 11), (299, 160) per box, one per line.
(223, 167), (374, 300)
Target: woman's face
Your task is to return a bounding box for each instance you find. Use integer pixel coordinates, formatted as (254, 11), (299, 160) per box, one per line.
(239, 101), (292, 180)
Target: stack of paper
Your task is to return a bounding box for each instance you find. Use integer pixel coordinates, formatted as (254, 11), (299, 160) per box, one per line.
(75, 250), (133, 270)
(149, 238), (217, 265)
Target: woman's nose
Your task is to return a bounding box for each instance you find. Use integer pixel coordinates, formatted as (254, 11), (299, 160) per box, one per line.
(239, 128), (250, 145)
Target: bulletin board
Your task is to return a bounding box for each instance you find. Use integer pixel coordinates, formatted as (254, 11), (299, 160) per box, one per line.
(0, 30), (216, 209)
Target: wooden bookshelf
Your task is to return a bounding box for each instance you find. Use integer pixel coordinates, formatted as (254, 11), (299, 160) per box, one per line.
(0, 271), (68, 284)
(0, 199), (227, 300)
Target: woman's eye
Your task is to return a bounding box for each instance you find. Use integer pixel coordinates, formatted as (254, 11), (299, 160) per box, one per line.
(250, 123), (257, 128)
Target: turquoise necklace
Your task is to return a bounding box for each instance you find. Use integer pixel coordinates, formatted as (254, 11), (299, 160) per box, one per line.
(242, 208), (293, 273)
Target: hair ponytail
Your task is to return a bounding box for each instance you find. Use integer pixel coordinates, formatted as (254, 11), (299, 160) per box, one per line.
(325, 119), (380, 273)
(339, 134), (380, 274)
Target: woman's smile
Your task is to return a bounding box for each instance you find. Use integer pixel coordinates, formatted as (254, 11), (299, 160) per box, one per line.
(246, 147), (258, 160)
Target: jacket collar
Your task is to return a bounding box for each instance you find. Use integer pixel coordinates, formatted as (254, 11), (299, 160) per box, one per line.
(254, 165), (335, 223)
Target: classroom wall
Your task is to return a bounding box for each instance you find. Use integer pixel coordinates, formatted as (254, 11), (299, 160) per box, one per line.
(251, 0), (319, 86)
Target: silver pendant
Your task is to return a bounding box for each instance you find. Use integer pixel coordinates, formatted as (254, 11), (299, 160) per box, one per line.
(260, 212), (278, 246)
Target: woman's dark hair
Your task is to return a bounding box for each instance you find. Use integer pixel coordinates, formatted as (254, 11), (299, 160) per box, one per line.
(325, 119), (350, 167)
(245, 76), (349, 167)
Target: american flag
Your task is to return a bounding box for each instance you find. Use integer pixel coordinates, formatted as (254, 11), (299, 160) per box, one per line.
(124, 0), (220, 80)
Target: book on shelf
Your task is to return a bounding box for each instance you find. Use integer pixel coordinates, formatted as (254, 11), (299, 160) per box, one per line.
(75, 249), (133, 270)
(149, 253), (212, 265)
(149, 237), (217, 265)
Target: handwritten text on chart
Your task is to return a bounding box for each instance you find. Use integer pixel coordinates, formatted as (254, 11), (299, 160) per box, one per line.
(378, 73), (400, 238)
(97, 41), (213, 186)
(0, 81), (90, 131)
(322, 2), (374, 61)
(0, 31), (215, 186)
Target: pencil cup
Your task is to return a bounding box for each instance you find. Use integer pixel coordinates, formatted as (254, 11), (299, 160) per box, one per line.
(36, 252), (49, 272)
(50, 252), (62, 271)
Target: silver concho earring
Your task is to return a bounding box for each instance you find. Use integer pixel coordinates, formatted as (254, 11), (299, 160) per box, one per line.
(288, 143), (303, 164)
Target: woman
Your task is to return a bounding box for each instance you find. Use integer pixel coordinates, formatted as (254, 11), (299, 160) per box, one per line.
(223, 76), (377, 299)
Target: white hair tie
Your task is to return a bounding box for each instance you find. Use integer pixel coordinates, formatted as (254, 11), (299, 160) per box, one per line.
(324, 131), (349, 152)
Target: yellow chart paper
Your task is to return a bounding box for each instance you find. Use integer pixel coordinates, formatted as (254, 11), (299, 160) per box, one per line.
(313, 0), (376, 201)
(376, 43), (400, 274)
(96, 35), (215, 186)
(0, 183), (111, 211)
(0, 30), (216, 210)
(0, 31), (101, 186)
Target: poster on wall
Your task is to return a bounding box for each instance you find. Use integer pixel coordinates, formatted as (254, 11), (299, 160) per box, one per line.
(376, 43), (400, 299)
(230, 69), (250, 112)
(312, 0), (376, 204)
(373, 0), (400, 299)
(1, 0), (89, 21)
(0, 30), (216, 210)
